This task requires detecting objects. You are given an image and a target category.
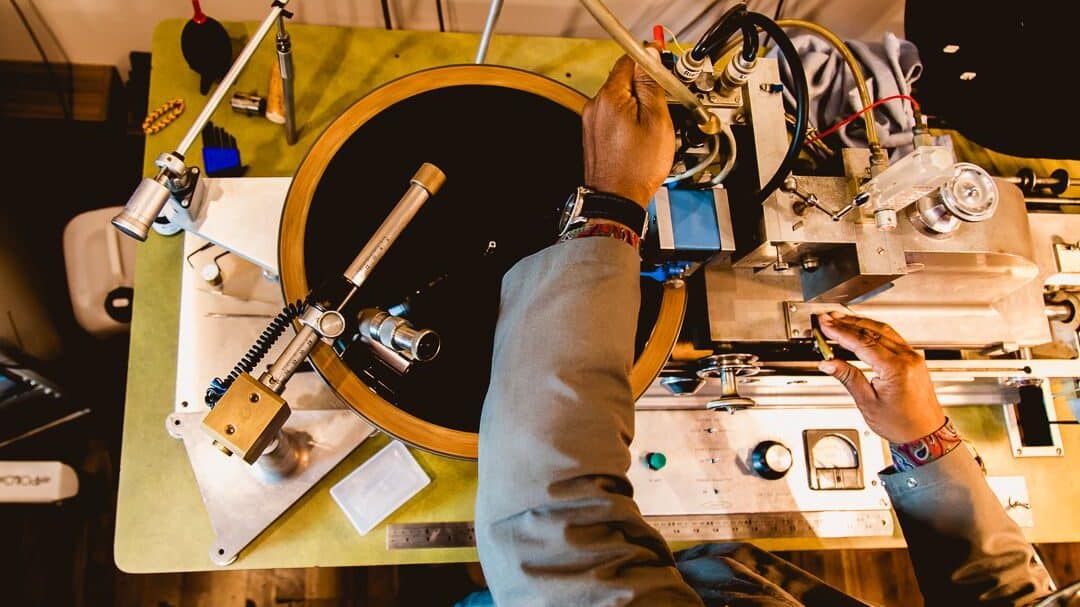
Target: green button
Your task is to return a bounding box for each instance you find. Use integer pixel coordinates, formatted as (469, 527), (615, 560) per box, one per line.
(645, 452), (667, 471)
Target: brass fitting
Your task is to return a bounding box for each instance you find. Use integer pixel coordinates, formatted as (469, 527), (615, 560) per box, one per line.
(202, 373), (291, 464)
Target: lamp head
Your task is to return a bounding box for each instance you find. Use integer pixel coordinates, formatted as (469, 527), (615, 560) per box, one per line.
(112, 176), (173, 241)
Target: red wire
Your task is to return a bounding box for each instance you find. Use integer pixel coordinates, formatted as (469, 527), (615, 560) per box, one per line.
(652, 25), (666, 50)
(809, 94), (921, 143)
(191, 0), (207, 25)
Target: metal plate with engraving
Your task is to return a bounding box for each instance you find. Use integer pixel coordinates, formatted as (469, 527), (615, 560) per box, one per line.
(628, 408), (890, 516)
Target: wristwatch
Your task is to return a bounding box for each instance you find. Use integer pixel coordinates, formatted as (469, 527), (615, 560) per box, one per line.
(556, 186), (649, 238)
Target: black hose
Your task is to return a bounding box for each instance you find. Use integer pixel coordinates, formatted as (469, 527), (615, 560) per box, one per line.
(691, 3), (758, 63)
(741, 11), (808, 206)
(204, 299), (306, 406)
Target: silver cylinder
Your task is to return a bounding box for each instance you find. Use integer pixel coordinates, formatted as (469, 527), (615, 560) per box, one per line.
(111, 175), (172, 241)
(358, 308), (441, 362)
(1046, 302), (1073, 323)
(343, 163), (446, 287)
(475, 0), (504, 64)
(254, 430), (307, 481)
(260, 324), (319, 393)
(874, 208), (899, 231)
(276, 16), (297, 145)
(363, 336), (413, 374)
(717, 53), (757, 97)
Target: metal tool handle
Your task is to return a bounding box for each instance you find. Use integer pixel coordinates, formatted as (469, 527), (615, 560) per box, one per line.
(276, 15), (297, 145)
(343, 163), (447, 286)
(475, 0), (504, 64)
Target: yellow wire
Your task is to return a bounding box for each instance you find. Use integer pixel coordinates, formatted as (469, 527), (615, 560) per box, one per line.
(662, 25), (685, 54)
(774, 19), (880, 151)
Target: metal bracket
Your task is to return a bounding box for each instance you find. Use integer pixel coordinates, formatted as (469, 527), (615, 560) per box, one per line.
(167, 409), (374, 565)
(783, 301), (852, 339)
(168, 177), (291, 275)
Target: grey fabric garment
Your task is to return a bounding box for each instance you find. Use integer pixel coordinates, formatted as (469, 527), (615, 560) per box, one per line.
(769, 32), (923, 159)
(475, 237), (1054, 606)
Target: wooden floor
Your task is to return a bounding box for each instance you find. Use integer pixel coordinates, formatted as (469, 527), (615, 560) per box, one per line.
(115, 544), (1078, 607)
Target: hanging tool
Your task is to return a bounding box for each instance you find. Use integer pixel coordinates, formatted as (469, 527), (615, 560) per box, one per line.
(181, 0), (233, 94)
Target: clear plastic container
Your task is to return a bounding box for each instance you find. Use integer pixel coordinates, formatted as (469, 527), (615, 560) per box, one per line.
(330, 440), (431, 535)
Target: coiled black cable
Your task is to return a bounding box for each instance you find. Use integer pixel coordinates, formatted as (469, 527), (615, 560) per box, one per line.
(204, 299), (306, 406)
(741, 11), (808, 206)
(691, 3), (757, 63)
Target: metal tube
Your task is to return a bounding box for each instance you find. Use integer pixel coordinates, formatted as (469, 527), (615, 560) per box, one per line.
(260, 324), (319, 393)
(1026, 197), (1080, 206)
(344, 163), (447, 286)
(475, 0), (503, 64)
(276, 15), (297, 145)
(578, 0), (720, 134)
(1046, 303), (1073, 323)
(176, 2), (287, 154)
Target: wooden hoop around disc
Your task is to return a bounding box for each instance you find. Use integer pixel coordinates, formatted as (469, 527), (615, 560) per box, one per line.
(280, 65), (686, 459)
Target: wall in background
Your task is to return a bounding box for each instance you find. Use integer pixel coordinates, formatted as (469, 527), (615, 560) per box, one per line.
(1, 0), (903, 79)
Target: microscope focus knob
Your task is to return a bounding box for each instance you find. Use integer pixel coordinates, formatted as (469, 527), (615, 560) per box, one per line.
(751, 441), (792, 480)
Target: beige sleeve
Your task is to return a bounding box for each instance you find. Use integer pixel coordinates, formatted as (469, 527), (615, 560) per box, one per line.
(474, 237), (703, 607)
(883, 447), (1053, 606)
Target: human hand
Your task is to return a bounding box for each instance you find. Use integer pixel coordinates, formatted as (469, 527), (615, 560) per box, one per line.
(582, 48), (675, 209)
(817, 313), (946, 444)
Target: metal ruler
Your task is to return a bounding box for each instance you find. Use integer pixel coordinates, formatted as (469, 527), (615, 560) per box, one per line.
(386, 510), (893, 550)
(387, 521), (477, 549)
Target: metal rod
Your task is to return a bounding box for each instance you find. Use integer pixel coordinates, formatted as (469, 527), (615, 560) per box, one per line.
(578, 0), (720, 134)
(260, 324), (319, 393)
(176, 2), (288, 154)
(0, 409), (91, 450)
(1045, 302), (1073, 322)
(276, 14), (297, 145)
(344, 163), (447, 286)
(475, 0), (503, 64)
(1026, 197), (1080, 206)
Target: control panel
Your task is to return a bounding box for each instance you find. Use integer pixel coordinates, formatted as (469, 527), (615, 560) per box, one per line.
(629, 408), (890, 516)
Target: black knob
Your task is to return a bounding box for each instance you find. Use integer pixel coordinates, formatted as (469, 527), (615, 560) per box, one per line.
(751, 441), (792, 480)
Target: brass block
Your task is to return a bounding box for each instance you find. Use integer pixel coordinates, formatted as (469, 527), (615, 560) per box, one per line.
(202, 373), (291, 464)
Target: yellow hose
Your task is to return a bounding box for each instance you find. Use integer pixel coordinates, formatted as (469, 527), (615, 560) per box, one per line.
(775, 19), (880, 150)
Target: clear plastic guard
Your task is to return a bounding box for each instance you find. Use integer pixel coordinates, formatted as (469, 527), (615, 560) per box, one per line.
(329, 440), (431, 536)
(861, 146), (955, 212)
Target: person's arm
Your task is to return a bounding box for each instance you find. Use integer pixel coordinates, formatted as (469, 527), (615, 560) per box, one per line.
(474, 53), (702, 606)
(818, 313), (1053, 606)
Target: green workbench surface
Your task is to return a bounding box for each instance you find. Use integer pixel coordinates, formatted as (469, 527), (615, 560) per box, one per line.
(116, 21), (1080, 573)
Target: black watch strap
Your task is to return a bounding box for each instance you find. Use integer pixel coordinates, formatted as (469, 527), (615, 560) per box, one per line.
(579, 192), (648, 237)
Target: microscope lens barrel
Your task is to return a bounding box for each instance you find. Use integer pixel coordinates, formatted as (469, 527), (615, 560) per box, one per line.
(391, 325), (441, 362)
(343, 163), (446, 287)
